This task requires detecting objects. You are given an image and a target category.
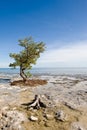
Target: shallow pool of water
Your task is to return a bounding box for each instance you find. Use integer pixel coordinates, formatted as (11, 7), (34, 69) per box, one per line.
(0, 78), (11, 83)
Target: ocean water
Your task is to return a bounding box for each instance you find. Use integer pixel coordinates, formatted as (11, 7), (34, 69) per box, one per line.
(0, 68), (87, 76)
(0, 67), (87, 83)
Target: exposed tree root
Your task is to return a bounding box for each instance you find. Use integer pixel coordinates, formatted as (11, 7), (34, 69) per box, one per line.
(22, 95), (46, 109)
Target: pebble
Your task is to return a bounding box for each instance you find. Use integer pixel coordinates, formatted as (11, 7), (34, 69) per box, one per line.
(55, 110), (67, 122)
(30, 115), (38, 121)
(44, 121), (51, 127)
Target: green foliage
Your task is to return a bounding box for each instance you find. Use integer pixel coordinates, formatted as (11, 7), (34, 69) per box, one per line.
(25, 71), (32, 77)
(9, 36), (45, 78)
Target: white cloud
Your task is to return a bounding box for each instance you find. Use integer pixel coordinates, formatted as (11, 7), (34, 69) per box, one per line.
(36, 41), (87, 67)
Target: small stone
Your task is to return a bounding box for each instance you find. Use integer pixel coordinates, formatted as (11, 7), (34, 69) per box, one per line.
(30, 116), (38, 121)
(44, 122), (51, 127)
(55, 110), (67, 122)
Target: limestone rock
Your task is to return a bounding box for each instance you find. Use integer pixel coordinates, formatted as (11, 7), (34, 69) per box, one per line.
(64, 102), (78, 111)
(71, 122), (85, 130)
(0, 110), (26, 130)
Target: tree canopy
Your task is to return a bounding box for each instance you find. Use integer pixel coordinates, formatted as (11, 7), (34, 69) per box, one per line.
(9, 37), (45, 81)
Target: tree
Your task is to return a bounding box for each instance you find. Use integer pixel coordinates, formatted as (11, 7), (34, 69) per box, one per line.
(9, 37), (45, 81)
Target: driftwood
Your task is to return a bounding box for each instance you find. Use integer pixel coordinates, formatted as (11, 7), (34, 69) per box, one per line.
(22, 95), (46, 110)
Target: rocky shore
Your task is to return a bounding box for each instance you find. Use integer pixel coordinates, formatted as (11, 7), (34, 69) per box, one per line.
(0, 74), (87, 130)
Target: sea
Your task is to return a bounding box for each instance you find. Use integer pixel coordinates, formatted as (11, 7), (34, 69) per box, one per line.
(0, 67), (87, 75)
(0, 67), (87, 83)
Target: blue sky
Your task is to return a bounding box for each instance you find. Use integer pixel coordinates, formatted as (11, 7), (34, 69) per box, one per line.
(0, 0), (87, 67)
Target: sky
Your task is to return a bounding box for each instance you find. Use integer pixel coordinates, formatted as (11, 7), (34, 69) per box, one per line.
(0, 0), (87, 67)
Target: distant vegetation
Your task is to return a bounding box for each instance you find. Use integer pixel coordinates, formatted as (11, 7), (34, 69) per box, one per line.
(9, 36), (45, 81)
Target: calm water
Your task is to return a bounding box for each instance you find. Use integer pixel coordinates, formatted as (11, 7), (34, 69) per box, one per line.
(0, 68), (87, 83)
(0, 68), (87, 75)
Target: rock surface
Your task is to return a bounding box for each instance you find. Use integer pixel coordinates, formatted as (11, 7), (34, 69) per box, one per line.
(0, 109), (27, 130)
(0, 75), (87, 130)
(45, 114), (54, 120)
(71, 122), (85, 130)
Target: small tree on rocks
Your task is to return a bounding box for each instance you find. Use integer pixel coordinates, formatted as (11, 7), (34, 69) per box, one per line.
(9, 37), (45, 81)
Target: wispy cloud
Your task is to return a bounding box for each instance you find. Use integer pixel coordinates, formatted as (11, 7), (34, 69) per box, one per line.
(36, 40), (87, 67)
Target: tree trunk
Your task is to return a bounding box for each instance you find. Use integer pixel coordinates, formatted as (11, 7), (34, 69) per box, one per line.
(20, 66), (27, 81)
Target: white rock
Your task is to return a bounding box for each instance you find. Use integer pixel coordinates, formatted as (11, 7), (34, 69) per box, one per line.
(30, 116), (38, 121)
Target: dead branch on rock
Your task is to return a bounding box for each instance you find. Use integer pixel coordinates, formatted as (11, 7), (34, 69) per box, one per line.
(22, 95), (46, 110)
